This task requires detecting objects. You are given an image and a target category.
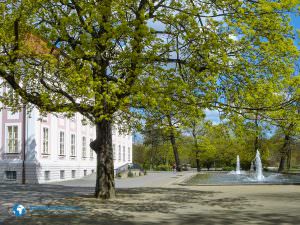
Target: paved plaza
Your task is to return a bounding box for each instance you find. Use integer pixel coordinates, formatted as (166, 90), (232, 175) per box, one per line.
(49, 171), (194, 188)
(0, 172), (299, 225)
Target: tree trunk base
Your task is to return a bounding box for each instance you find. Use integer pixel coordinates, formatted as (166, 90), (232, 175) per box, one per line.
(92, 120), (116, 200)
(95, 188), (116, 199)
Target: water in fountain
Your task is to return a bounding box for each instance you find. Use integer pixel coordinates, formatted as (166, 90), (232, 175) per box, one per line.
(188, 149), (300, 185)
(255, 150), (264, 181)
(236, 155), (241, 175)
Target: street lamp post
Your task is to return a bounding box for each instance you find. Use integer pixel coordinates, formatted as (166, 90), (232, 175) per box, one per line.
(22, 104), (26, 184)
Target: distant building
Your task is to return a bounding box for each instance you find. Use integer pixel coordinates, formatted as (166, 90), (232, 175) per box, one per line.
(0, 104), (132, 183)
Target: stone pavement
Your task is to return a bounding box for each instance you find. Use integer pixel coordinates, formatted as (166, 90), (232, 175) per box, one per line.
(0, 172), (299, 225)
(49, 171), (196, 188)
(0, 171), (195, 224)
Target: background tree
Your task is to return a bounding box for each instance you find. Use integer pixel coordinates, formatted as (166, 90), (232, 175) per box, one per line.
(141, 122), (170, 169)
(185, 117), (210, 171)
(142, 96), (195, 171)
(266, 88), (300, 172)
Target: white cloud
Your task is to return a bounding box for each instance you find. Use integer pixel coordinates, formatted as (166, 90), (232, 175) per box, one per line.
(204, 109), (221, 125)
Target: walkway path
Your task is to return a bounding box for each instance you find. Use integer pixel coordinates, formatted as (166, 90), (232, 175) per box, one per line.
(49, 171), (196, 188)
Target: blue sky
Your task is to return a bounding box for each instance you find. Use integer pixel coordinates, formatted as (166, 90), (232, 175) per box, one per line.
(290, 12), (300, 48)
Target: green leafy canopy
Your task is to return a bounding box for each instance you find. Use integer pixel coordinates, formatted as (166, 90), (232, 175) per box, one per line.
(0, 0), (299, 126)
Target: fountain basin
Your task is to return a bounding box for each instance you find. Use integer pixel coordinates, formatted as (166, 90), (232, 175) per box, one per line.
(185, 172), (300, 185)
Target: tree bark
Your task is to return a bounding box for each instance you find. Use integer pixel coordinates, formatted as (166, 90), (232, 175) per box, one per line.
(167, 115), (181, 171)
(90, 119), (115, 199)
(254, 135), (259, 152)
(254, 113), (261, 153)
(196, 157), (201, 172)
(191, 123), (201, 172)
(169, 130), (181, 171)
(286, 147), (291, 171)
(278, 134), (290, 173)
(278, 155), (286, 173)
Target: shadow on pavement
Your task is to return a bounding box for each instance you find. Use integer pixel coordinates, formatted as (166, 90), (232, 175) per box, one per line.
(0, 184), (299, 225)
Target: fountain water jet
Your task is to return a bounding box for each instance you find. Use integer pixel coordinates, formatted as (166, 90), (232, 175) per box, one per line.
(250, 161), (254, 172)
(255, 150), (264, 181)
(236, 155), (241, 175)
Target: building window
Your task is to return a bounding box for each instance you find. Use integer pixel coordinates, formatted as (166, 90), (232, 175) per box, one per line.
(90, 138), (94, 158)
(7, 125), (19, 153)
(113, 144), (116, 160)
(128, 147), (131, 162)
(5, 171), (17, 180)
(71, 134), (76, 156)
(82, 136), (86, 158)
(59, 131), (65, 155)
(42, 127), (49, 154)
(60, 170), (65, 179)
(84, 170), (87, 176)
(44, 171), (50, 181)
(72, 170), (76, 178)
(123, 146), (126, 162)
(118, 145), (121, 161)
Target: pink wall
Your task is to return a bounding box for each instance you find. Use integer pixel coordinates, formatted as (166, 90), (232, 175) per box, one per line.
(1, 108), (24, 160)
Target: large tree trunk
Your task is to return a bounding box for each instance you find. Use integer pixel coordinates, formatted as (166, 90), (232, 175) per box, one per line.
(90, 119), (115, 199)
(278, 134), (290, 173)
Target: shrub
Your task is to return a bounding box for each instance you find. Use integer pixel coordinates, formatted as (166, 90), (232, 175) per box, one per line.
(116, 173), (122, 178)
(156, 164), (171, 171)
(127, 170), (134, 178)
(222, 166), (234, 171)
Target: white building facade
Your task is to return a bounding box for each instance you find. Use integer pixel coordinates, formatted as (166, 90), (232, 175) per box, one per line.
(0, 106), (132, 184)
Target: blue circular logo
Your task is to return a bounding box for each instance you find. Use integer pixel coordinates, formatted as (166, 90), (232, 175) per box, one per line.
(12, 204), (26, 217)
